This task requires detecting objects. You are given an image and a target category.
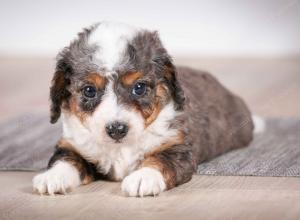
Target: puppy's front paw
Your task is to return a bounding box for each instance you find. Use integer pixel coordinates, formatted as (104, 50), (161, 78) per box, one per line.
(32, 161), (81, 195)
(121, 167), (166, 197)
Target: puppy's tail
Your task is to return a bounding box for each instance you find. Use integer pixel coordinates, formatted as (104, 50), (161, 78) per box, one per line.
(252, 115), (266, 134)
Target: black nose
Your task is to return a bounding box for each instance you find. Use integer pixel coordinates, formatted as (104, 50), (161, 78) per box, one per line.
(105, 121), (129, 141)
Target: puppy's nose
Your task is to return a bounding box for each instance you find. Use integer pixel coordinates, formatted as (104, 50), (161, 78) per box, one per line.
(105, 121), (128, 141)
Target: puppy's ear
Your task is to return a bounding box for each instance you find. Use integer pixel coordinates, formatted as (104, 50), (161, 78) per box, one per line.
(160, 57), (185, 111)
(49, 24), (98, 123)
(137, 31), (184, 110)
(49, 64), (71, 123)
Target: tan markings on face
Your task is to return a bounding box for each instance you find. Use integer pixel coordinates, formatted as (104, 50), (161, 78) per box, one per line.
(121, 71), (143, 86)
(68, 96), (88, 123)
(57, 139), (94, 185)
(144, 83), (170, 127)
(85, 73), (107, 89)
(65, 73), (106, 123)
(143, 101), (161, 127)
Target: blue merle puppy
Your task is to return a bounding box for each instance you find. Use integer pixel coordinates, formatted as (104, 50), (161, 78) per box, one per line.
(33, 21), (264, 197)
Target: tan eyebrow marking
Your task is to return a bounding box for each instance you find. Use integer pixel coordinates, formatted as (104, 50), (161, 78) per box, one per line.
(121, 71), (143, 86)
(143, 83), (169, 127)
(85, 73), (107, 89)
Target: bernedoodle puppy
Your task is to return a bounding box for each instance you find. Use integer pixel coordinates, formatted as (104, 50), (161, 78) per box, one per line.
(33, 21), (263, 197)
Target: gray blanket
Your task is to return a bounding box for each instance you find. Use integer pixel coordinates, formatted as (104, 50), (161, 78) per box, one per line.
(0, 114), (299, 177)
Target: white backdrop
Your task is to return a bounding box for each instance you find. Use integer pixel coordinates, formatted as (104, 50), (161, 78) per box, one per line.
(0, 0), (299, 56)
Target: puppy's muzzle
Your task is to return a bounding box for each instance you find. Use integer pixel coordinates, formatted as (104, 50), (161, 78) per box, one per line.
(105, 121), (128, 141)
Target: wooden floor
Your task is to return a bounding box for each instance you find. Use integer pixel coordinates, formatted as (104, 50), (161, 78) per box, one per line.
(0, 56), (300, 219)
(1, 172), (300, 220)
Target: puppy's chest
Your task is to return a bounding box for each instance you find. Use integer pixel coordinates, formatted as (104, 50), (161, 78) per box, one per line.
(78, 142), (144, 181)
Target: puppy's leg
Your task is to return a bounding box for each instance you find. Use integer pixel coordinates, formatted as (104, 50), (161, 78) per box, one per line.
(122, 145), (195, 197)
(33, 145), (95, 195)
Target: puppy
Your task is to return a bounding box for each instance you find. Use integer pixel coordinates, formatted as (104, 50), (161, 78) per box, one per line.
(33, 21), (258, 197)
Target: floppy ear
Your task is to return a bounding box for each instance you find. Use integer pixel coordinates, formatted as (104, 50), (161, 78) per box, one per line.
(162, 58), (185, 111)
(140, 31), (185, 110)
(49, 70), (71, 123)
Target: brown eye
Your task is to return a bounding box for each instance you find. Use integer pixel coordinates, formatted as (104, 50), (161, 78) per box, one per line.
(132, 82), (146, 96)
(83, 86), (97, 98)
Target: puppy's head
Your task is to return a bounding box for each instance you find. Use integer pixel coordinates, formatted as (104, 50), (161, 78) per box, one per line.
(50, 22), (185, 145)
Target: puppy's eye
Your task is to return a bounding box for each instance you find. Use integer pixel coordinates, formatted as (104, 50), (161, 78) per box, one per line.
(83, 86), (97, 98)
(132, 82), (146, 96)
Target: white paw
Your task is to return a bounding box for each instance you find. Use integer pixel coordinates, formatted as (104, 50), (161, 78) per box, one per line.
(32, 161), (81, 195)
(121, 167), (166, 197)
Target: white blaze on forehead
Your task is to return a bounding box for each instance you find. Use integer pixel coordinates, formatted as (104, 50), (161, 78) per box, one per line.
(89, 21), (139, 73)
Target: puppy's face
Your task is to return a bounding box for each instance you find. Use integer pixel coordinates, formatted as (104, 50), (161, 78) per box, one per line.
(50, 22), (185, 147)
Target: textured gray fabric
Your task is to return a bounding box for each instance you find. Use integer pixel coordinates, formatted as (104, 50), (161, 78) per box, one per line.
(197, 118), (300, 177)
(0, 114), (299, 177)
(0, 114), (61, 171)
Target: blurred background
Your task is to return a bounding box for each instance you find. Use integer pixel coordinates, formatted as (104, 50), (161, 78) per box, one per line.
(0, 0), (299, 122)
